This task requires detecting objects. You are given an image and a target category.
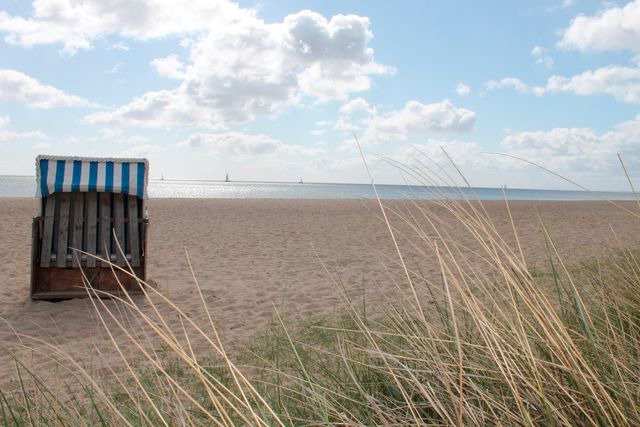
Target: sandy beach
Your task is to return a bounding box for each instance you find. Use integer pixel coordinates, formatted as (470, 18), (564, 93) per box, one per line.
(1, 197), (639, 386)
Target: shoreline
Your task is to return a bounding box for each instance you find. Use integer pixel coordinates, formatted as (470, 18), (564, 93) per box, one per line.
(0, 195), (636, 202)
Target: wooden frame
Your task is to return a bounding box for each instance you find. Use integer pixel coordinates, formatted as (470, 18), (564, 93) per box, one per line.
(31, 191), (148, 300)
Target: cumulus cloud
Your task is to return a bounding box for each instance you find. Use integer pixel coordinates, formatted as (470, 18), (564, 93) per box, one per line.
(531, 46), (554, 70)
(378, 115), (640, 187)
(545, 65), (640, 103)
(558, 0), (640, 53)
(361, 99), (475, 144)
(179, 132), (324, 157)
(484, 77), (544, 95)
(85, 8), (390, 127)
(502, 114), (640, 172)
(334, 117), (360, 131)
(32, 141), (51, 149)
(0, 115), (47, 143)
(0, 0), (249, 54)
(150, 54), (186, 79)
(108, 42), (129, 51)
(456, 82), (471, 96)
(339, 97), (375, 115)
(392, 139), (492, 169)
(120, 144), (162, 157)
(85, 90), (181, 127)
(0, 69), (91, 108)
(484, 65), (640, 103)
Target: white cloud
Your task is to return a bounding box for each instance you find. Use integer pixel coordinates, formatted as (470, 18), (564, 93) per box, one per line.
(559, 0), (640, 52)
(361, 99), (475, 144)
(531, 46), (554, 70)
(32, 142), (51, 149)
(179, 132), (324, 157)
(545, 0), (577, 13)
(339, 97), (375, 115)
(484, 77), (543, 95)
(108, 41), (129, 51)
(310, 129), (326, 136)
(105, 61), (122, 74)
(0, 69), (91, 108)
(0, 0), (250, 55)
(545, 65), (640, 103)
(120, 144), (162, 157)
(392, 139), (492, 169)
(502, 114), (640, 172)
(376, 114), (640, 188)
(85, 8), (390, 127)
(126, 135), (150, 144)
(97, 127), (122, 139)
(150, 54), (186, 79)
(456, 82), (471, 96)
(85, 90), (187, 127)
(484, 65), (640, 102)
(334, 117), (360, 131)
(0, 115), (47, 143)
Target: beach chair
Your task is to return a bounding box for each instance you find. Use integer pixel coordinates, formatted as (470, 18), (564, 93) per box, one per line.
(31, 156), (149, 299)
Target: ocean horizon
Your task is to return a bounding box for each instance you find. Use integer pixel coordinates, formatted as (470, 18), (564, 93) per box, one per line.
(0, 174), (636, 201)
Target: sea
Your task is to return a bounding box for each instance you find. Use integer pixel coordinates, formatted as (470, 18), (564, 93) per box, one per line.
(0, 175), (636, 201)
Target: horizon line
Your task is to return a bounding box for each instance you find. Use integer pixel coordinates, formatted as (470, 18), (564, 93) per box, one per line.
(0, 174), (635, 194)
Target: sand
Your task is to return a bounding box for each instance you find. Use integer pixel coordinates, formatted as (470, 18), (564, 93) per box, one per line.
(1, 197), (639, 387)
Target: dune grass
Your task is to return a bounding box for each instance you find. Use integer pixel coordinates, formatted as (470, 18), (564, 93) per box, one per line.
(1, 176), (640, 425)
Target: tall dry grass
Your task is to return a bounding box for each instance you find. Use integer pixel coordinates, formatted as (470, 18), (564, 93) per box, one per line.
(1, 159), (639, 426)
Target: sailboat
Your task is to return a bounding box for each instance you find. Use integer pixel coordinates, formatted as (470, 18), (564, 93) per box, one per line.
(225, 173), (230, 182)
(298, 177), (303, 184)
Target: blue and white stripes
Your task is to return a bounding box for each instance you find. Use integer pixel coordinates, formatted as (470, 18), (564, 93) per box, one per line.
(36, 156), (148, 199)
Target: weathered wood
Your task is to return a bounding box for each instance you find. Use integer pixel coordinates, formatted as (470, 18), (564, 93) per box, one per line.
(56, 193), (71, 268)
(99, 193), (111, 267)
(31, 290), (92, 300)
(128, 196), (140, 267)
(142, 218), (149, 280)
(114, 194), (126, 266)
(100, 267), (143, 292)
(30, 218), (39, 295)
(71, 193), (84, 267)
(31, 266), (144, 299)
(85, 192), (98, 267)
(50, 268), (83, 291)
(40, 194), (56, 268)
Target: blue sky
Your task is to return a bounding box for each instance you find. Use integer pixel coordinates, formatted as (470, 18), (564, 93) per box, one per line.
(1, 0), (639, 190)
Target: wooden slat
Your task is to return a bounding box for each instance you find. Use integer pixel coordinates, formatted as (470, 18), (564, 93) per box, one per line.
(56, 193), (71, 268)
(40, 194), (56, 268)
(30, 218), (39, 295)
(128, 196), (140, 267)
(99, 193), (111, 267)
(114, 194), (126, 266)
(71, 193), (84, 267)
(85, 192), (98, 268)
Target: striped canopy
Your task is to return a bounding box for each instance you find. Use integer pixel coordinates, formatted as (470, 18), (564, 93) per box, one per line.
(36, 155), (149, 199)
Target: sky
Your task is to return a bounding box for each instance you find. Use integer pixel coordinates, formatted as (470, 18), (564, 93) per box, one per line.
(0, 0), (640, 191)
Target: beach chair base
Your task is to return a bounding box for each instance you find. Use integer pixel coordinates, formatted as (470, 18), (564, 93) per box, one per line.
(30, 192), (148, 301)
(31, 265), (146, 300)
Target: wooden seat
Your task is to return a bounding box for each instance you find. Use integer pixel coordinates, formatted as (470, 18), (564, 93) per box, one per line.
(31, 156), (149, 300)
